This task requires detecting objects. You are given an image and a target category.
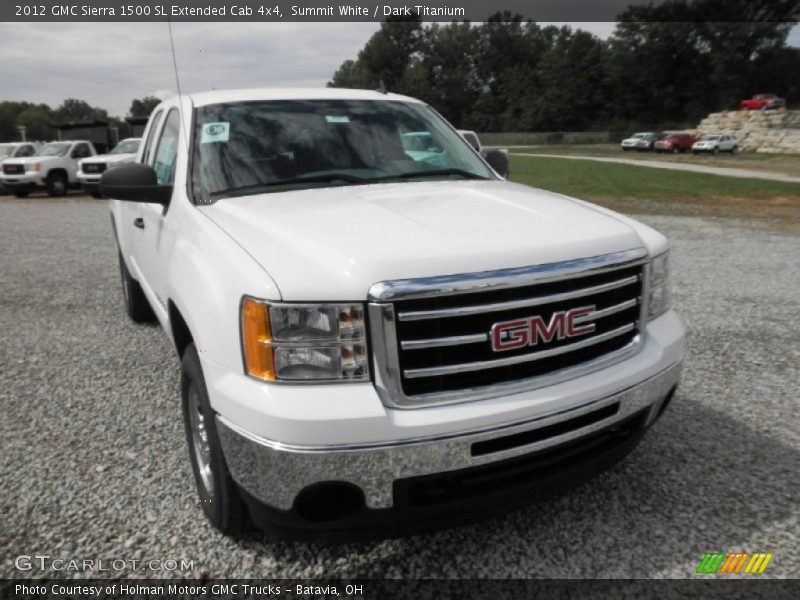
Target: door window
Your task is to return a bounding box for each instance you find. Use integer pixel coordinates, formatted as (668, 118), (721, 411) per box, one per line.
(71, 143), (91, 159)
(16, 144), (35, 157)
(153, 109), (180, 185)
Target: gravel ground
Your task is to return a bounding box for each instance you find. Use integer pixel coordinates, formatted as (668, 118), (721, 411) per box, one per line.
(1, 195), (798, 579)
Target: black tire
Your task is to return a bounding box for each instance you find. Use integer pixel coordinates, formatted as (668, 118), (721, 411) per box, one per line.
(46, 172), (68, 197)
(13, 191), (29, 198)
(693, 151), (699, 155)
(672, 146), (680, 154)
(181, 343), (251, 536)
(731, 146), (739, 155)
(118, 251), (156, 323)
(91, 192), (104, 199)
(712, 147), (719, 155)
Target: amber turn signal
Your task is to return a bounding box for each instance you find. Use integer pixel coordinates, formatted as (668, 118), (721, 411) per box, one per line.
(241, 298), (275, 381)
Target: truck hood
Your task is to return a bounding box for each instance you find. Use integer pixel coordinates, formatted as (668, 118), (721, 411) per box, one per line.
(200, 180), (647, 301)
(83, 153), (134, 164)
(4, 155), (65, 166)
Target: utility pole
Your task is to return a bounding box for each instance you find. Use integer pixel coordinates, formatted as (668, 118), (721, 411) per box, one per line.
(17, 126), (26, 142)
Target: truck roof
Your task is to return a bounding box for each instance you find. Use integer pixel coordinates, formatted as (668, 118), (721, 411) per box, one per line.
(187, 87), (424, 108)
(44, 139), (93, 144)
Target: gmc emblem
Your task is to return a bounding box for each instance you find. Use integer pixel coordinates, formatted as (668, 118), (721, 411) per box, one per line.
(491, 305), (596, 352)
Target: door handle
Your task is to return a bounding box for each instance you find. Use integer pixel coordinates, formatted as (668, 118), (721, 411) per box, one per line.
(133, 218), (145, 229)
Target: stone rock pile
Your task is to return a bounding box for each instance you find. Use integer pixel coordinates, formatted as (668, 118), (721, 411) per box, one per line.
(695, 108), (800, 154)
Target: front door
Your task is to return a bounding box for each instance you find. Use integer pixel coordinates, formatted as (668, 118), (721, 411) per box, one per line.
(136, 107), (182, 318)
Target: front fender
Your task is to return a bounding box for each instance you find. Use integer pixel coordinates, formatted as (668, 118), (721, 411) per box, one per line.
(164, 201), (281, 375)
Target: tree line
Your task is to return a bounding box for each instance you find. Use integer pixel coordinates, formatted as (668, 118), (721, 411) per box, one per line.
(0, 96), (161, 143)
(328, 0), (800, 132)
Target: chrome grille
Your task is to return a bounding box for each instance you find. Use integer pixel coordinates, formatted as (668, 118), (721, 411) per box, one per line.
(368, 249), (649, 408)
(3, 164), (24, 175)
(82, 162), (106, 174)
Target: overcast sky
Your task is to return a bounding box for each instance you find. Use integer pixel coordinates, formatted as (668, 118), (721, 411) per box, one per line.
(0, 22), (797, 118)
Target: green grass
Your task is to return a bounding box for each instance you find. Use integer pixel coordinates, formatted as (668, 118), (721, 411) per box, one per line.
(509, 144), (800, 176)
(508, 155), (800, 227)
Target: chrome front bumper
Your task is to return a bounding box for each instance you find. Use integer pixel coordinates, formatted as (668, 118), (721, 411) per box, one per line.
(0, 173), (42, 187)
(217, 359), (682, 511)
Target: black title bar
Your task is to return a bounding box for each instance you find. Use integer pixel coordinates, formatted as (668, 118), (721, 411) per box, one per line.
(3, 579), (800, 600)
(3, 0), (800, 22)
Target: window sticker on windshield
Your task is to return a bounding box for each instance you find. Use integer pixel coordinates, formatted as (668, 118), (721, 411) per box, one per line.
(325, 115), (350, 123)
(201, 122), (230, 143)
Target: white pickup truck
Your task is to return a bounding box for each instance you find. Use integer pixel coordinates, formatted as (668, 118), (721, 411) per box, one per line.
(102, 88), (684, 540)
(0, 142), (38, 194)
(78, 138), (142, 198)
(1, 140), (96, 197)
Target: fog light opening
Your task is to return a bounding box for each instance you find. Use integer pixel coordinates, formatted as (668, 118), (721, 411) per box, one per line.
(294, 482), (365, 522)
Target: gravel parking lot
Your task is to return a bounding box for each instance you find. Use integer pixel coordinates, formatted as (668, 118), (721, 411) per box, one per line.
(1, 195), (798, 579)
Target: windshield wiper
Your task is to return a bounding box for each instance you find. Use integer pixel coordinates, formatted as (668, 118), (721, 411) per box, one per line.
(209, 173), (371, 197)
(375, 168), (490, 182)
(209, 169), (490, 199)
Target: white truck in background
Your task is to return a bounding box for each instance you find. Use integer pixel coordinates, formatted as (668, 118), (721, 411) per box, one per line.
(78, 138), (142, 198)
(458, 129), (482, 152)
(0, 140), (95, 197)
(0, 142), (38, 193)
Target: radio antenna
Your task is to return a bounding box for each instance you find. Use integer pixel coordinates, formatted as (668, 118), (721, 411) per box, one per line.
(167, 20), (190, 152)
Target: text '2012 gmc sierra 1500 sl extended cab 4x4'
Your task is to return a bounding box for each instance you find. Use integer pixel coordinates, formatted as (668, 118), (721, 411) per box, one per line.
(101, 88), (684, 541)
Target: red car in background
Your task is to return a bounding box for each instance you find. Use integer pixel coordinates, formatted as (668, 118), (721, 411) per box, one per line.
(654, 133), (697, 153)
(740, 94), (786, 110)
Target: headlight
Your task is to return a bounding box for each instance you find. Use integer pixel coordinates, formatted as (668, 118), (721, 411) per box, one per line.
(28, 163), (41, 173)
(647, 251), (671, 320)
(241, 298), (369, 382)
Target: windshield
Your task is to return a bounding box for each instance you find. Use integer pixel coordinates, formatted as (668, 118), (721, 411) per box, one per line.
(191, 99), (494, 202)
(111, 139), (140, 155)
(0, 144), (16, 157)
(36, 143), (70, 157)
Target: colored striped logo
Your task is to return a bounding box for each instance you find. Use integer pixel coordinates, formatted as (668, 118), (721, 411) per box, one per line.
(696, 552), (773, 574)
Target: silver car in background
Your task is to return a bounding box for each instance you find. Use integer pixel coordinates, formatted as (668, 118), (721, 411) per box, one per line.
(620, 132), (661, 151)
(692, 134), (739, 155)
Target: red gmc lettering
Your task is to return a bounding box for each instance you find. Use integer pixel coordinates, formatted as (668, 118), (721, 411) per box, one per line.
(567, 306), (596, 337)
(491, 319), (529, 351)
(530, 313), (566, 344)
(491, 306), (596, 352)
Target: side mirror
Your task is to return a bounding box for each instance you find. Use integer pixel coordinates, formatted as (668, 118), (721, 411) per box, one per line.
(482, 148), (510, 178)
(100, 163), (172, 205)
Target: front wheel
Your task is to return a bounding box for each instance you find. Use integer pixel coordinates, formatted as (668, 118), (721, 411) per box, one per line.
(46, 172), (68, 197)
(712, 147), (719, 155)
(90, 192), (104, 199)
(13, 191), (29, 198)
(181, 344), (251, 536)
(731, 146), (739, 154)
